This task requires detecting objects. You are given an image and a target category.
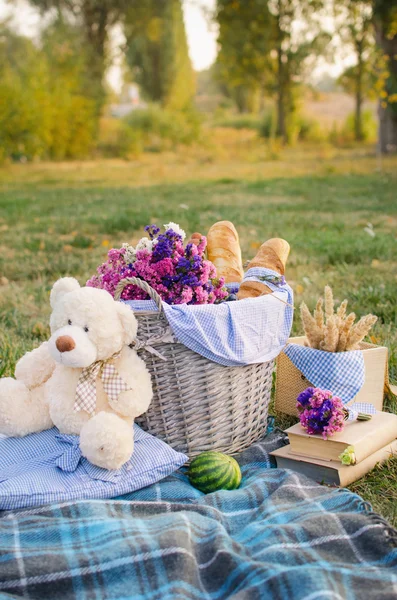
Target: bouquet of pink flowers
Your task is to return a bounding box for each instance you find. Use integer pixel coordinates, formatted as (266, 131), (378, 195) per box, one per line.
(87, 222), (228, 305)
(296, 387), (346, 439)
(296, 387), (373, 440)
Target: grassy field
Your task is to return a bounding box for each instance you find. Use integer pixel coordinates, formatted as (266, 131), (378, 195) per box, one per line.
(0, 140), (396, 525)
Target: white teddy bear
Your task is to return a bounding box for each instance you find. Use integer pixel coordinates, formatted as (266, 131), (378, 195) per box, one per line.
(0, 277), (153, 470)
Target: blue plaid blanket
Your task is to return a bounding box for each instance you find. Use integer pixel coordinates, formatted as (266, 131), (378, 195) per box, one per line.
(0, 431), (396, 599)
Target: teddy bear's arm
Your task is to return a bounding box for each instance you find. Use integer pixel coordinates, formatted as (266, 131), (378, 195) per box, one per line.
(108, 347), (153, 418)
(15, 342), (56, 390)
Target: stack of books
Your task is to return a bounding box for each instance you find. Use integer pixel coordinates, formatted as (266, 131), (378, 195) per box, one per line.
(271, 411), (397, 486)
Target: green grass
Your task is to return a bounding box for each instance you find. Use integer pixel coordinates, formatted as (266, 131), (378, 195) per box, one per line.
(0, 146), (396, 526)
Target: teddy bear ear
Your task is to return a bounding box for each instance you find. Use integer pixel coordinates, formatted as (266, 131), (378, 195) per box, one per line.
(50, 277), (81, 308)
(116, 302), (138, 344)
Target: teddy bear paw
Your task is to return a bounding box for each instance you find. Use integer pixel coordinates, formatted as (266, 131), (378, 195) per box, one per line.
(79, 411), (134, 470)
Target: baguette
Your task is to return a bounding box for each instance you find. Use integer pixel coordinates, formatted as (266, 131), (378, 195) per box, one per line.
(237, 238), (290, 299)
(207, 221), (244, 283)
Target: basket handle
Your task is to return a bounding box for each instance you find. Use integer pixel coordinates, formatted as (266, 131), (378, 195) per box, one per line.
(114, 277), (164, 315)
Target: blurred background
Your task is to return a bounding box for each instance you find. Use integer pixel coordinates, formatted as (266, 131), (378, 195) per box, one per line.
(0, 0), (396, 161)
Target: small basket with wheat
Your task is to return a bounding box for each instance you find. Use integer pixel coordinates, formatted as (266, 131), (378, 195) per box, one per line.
(275, 287), (388, 416)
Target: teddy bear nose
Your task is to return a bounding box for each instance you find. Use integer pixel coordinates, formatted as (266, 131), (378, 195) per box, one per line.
(56, 335), (76, 353)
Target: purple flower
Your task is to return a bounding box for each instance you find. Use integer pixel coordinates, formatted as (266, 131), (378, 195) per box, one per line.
(296, 387), (345, 439)
(181, 273), (199, 287)
(297, 387), (315, 408)
(145, 224), (161, 240)
(177, 257), (191, 271)
(88, 222), (228, 305)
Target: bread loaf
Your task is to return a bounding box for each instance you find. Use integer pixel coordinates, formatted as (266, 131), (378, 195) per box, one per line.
(207, 221), (244, 283)
(237, 238), (290, 299)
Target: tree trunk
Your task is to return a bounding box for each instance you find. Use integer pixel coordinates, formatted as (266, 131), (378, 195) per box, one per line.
(276, 26), (287, 143)
(82, 1), (109, 114)
(355, 41), (364, 142)
(274, 0), (287, 142)
(374, 12), (397, 154)
(277, 81), (287, 142)
(378, 102), (397, 153)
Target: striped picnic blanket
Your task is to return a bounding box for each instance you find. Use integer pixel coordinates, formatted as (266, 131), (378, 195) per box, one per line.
(0, 430), (396, 599)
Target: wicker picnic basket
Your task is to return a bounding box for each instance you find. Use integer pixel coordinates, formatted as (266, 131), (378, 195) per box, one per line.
(115, 277), (274, 458)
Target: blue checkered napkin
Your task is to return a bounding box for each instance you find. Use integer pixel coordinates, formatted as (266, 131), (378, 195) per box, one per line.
(126, 299), (159, 311)
(125, 268), (293, 367)
(283, 343), (365, 403)
(0, 425), (187, 510)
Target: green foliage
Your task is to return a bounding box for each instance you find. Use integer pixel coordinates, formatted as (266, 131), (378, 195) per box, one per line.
(329, 110), (377, 145)
(0, 30), (52, 161)
(124, 0), (195, 110)
(216, 0), (274, 113)
(26, 0), (131, 112)
(212, 114), (262, 131)
(259, 108), (278, 139)
(338, 63), (376, 100)
(124, 105), (201, 151)
(97, 118), (142, 158)
(334, 0), (375, 141)
(344, 110), (377, 142)
(259, 109), (324, 143)
(0, 22), (96, 162)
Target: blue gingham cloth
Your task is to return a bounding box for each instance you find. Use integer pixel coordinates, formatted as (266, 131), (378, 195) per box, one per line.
(284, 342), (366, 403)
(0, 425), (187, 510)
(0, 430), (396, 599)
(125, 268), (293, 366)
(346, 402), (377, 421)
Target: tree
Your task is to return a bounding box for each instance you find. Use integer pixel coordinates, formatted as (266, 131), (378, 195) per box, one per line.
(40, 18), (96, 158)
(216, 0), (275, 113)
(0, 25), (52, 160)
(124, 0), (195, 110)
(25, 0), (130, 112)
(0, 22), (95, 161)
(335, 1), (374, 141)
(268, 0), (328, 143)
(372, 0), (397, 153)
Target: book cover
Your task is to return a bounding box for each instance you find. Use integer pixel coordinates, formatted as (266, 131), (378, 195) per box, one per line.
(271, 439), (397, 487)
(285, 411), (397, 464)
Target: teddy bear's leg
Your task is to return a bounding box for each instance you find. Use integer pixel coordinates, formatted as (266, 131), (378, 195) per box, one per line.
(79, 412), (134, 470)
(0, 378), (53, 436)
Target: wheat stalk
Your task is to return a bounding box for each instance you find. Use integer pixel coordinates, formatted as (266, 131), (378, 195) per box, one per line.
(346, 314), (378, 351)
(336, 312), (356, 352)
(336, 299), (348, 321)
(301, 287), (377, 353)
(320, 315), (339, 352)
(300, 302), (323, 349)
(314, 297), (324, 331)
(324, 286), (334, 320)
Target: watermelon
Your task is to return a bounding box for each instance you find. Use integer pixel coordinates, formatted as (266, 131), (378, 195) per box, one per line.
(187, 451), (242, 493)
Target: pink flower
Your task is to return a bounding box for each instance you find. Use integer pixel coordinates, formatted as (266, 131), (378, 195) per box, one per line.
(296, 387), (346, 439)
(87, 224), (228, 306)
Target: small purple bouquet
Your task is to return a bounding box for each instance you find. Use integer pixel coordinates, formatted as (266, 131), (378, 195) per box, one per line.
(87, 222), (228, 305)
(296, 387), (346, 439)
(296, 387), (372, 439)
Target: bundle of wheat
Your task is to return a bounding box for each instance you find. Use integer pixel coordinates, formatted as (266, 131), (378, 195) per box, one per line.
(300, 286), (377, 352)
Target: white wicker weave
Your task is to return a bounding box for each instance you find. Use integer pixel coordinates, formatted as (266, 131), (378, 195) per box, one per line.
(115, 277), (274, 457)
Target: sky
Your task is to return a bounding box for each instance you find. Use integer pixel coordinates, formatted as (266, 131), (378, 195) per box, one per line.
(0, 0), (349, 92)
